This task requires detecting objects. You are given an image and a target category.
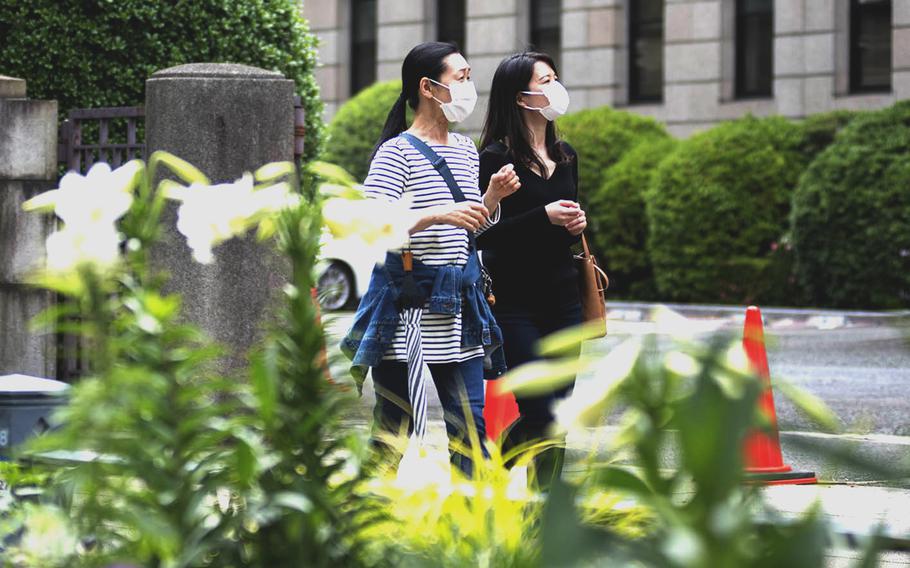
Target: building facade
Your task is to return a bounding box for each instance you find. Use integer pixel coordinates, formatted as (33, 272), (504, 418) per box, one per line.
(304, 0), (908, 138)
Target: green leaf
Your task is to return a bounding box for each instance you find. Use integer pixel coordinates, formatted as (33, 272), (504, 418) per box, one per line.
(307, 161), (358, 186)
(149, 151), (210, 185)
(590, 466), (653, 497)
(271, 492), (313, 514)
(499, 357), (592, 396)
(537, 320), (608, 358)
(254, 161), (296, 183)
(774, 377), (841, 433)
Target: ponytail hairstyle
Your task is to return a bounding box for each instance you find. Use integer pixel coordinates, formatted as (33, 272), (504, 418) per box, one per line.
(372, 41), (461, 159)
(479, 52), (570, 177)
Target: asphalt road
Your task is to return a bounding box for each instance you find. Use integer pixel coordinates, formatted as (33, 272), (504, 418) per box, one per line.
(324, 311), (910, 436)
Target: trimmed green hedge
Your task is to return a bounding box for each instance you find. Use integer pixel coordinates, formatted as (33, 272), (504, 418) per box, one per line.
(645, 116), (805, 304)
(791, 101), (910, 308)
(0, 0), (324, 162)
(796, 110), (857, 164)
(590, 137), (676, 299)
(322, 80), (410, 182)
(557, 107), (668, 211)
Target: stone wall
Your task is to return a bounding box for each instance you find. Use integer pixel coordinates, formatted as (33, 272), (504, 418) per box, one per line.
(304, 0), (910, 139)
(0, 76), (58, 377)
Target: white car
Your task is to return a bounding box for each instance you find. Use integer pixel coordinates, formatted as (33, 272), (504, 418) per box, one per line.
(316, 233), (379, 311)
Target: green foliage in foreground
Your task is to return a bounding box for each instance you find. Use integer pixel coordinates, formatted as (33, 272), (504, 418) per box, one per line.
(3, 155), (903, 567)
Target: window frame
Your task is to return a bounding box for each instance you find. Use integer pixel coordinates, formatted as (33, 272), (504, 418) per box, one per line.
(734, 0), (774, 99)
(349, 0), (378, 96)
(849, 0), (893, 94)
(436, 0), (467, 53)
(628, 0), (665, 104)
(529, 0), (563, 71)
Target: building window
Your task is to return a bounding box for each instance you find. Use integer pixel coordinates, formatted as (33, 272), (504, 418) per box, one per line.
(850, 0), (892, 93)
(530, 0), (562, 70)
(437, 0), (466, 53)
(350, 0), (377, 95)
(629, 0), (664, 103)
(735, 0), (773, 98)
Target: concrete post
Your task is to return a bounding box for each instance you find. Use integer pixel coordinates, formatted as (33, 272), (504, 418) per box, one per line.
(0, 76), (58, 377)
(145, 63), (295, 371)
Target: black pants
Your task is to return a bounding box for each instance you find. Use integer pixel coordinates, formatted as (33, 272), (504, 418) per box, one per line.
(494, 301), (583, 487)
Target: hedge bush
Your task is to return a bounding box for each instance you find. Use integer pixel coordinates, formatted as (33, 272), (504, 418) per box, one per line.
(0, 0), (324, 162)
(796, 110), (857, 163)
(557, 106), (668, 210)
(322, 80), (412, 181)
(589, 137), (677, 299)
(645, 116), (805, 304)
(791, 101), (910, 308)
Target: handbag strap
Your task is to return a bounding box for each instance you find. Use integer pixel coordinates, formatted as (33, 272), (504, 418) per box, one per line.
(399, 132), (467, 203)
(580, 233), (592, 257)
(399, 132), (476, 249)
(578, 233), (609, 290)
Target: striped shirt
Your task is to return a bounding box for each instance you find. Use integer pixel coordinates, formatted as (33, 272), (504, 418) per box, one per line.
(363, 132), (499, 363)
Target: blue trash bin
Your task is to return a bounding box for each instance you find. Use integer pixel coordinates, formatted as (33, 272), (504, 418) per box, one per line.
(0, 374), (69, 460)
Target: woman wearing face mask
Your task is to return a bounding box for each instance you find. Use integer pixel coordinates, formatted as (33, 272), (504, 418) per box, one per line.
(475, 52), (585, 487)
(342, 42), (520, 475)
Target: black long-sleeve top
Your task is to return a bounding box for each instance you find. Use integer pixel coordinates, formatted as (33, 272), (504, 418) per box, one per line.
(476, 141), (582, 311)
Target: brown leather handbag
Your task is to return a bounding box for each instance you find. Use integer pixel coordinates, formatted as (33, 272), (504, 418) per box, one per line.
(575, 234), (609, 337)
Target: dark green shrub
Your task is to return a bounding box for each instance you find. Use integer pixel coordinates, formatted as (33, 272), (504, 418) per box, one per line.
(0, 0), (324, 162)
(791, 101), (910, 308)
(323, 80), (411, 181)
(645, 116), (805, 304)
(589, 137), (676, 299)
(557, 106), (668, 210)
(797, 110), (857, 163)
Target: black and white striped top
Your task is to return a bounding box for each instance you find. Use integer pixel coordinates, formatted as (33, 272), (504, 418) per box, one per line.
(363, 132), (499, 363)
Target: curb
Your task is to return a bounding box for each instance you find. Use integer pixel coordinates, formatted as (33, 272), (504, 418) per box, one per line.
(565, 426), (910, 486)
(606, 301), (910, 328)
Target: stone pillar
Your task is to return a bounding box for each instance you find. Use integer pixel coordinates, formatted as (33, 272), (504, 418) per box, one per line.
(0, 76), (58, 377)
(145, 63), (295, 371)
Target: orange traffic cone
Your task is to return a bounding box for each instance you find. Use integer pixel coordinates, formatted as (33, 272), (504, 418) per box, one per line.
(742, 306), (816, 485)
(484, 380), (519, 441)
(311, 287), (336, 384)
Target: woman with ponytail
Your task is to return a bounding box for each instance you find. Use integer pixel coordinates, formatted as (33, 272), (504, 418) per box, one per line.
(475, 52), (585, 488)
(342, 42), (520, 474)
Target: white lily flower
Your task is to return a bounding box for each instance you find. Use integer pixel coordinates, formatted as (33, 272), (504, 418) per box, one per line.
(24, 161), (139, 227)
(322, 197), (411, 252)
(170, 174), (257, 264)
(44, 224), (121, 272)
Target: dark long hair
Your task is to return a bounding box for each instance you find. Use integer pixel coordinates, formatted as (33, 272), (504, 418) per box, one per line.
(372, 41), (460, 159)
(479, 52), (570, 176)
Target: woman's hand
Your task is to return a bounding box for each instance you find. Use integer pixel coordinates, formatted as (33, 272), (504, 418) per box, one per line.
(545, 200), (581, 226)
(483, 163), (520, 215)
(565, 208), (587, 235)
(410, 202), (490, 234)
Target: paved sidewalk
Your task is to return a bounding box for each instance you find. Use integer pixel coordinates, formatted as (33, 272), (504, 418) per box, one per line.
(762, 485), (910, 567)
(401, 419), (910, 567)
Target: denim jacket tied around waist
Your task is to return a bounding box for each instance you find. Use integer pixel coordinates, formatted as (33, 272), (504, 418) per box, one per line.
(340, 250), (506, 390)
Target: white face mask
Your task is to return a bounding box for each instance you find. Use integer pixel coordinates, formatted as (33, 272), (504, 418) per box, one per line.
(429, 78), (477, 123)
(521, 80), (570, 121)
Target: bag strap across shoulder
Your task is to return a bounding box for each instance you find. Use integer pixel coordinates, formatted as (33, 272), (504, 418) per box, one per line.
(399, 132), (467, 203)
